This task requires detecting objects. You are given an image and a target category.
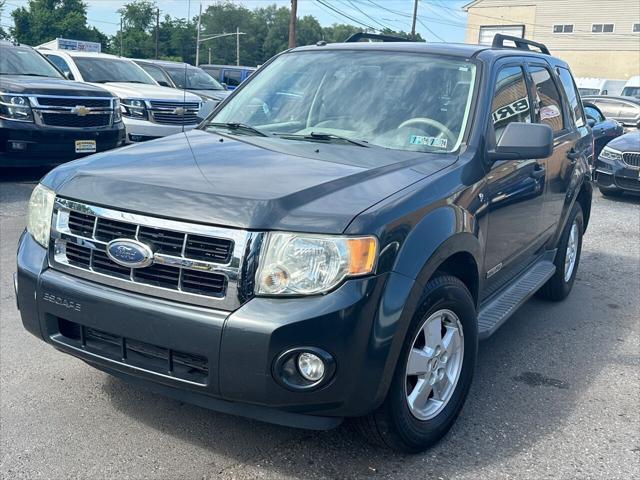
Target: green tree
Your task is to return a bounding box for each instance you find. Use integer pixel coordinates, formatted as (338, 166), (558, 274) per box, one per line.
(0, 1), (7, 40)
(11, 0), (107, 47)
(110, 0), (156, 58)
(322, 23), (364, 43)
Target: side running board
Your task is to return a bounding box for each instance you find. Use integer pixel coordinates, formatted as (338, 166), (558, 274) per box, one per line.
(478, 257), (556, 340)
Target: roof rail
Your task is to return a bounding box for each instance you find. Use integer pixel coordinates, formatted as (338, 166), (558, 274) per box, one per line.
(492, 34), (550, 55)
(345, 32), (408, 43)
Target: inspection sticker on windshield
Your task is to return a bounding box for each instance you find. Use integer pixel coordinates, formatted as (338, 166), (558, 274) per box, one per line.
(75, 140), (96, 153)
(409, 135), (448, 148)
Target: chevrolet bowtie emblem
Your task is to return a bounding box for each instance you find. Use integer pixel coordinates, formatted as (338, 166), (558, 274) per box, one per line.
(72, 106), (91, 116)
(172, 106), (186, 115)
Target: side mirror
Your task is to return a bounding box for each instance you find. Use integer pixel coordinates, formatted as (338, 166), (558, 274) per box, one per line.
(489, 122), (553, 161)
(221, 82), (228, 90)
(587, 118), (596, 128)
(64, 71), (74, 80)
(157, 80), (171, 87)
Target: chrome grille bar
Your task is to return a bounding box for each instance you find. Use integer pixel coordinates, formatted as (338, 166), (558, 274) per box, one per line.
(49, 198), (251, 310)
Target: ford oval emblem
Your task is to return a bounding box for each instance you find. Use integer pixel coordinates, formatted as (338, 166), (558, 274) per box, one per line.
(106, 239), (154, 268)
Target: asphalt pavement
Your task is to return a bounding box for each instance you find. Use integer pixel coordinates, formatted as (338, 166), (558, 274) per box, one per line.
(1, 169), (638, 480)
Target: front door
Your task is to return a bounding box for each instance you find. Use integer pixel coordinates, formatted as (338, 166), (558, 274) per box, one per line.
(482, 63), (547, 298)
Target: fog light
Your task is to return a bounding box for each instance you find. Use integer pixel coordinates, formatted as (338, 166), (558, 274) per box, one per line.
(297, 352), (325, 382)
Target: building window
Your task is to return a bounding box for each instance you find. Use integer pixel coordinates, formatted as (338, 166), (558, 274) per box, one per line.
(553, 24), (574, 33)
(478, 25), (525, 45)
(633, 23), (640, 33)
(592, 23), (614, 33)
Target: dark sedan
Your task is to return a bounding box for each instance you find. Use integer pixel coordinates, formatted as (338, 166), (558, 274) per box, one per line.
(594, 130), (640, 197)
(582, 95), (640, 133)
(583, 102), (623, 158)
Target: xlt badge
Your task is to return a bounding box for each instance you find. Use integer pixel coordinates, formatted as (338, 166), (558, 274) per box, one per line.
(43, 292), (82, 312)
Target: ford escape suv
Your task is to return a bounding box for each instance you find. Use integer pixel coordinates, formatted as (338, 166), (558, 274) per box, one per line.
(16, 35), (593, 453)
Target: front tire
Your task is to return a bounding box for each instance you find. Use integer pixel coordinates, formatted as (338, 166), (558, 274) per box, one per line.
(355, 275), (477, 453)
(537, 202), (584, 301)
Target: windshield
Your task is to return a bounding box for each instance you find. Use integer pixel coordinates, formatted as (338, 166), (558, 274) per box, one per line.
(622, 86), (640, 98)
(0, 45), (63, 78)
(74, 57), (155, 84)
(206, 51), (476, 153)
(166, 67), (224, 90)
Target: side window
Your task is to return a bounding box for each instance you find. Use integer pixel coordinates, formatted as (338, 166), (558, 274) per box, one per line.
(141, 64), (171, 86)
(584, 106), (604, 123)
(593, 100), (622, 118)
(223, 70), (242, 87)
(207, 68), (221, 80)
(529, 65), (565, 134)
(556, 67), (586, 128)
(491, 65), (531, 143)
(46, 54), (71, 74)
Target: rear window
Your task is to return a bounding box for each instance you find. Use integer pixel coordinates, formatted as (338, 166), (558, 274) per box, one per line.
(556, 67), (585, 128)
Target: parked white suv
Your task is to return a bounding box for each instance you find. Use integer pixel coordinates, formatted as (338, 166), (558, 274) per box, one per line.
(38, 50), (202, 142)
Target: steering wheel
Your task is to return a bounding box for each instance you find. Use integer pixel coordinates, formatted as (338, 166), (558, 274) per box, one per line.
(397, 117), (457, 145)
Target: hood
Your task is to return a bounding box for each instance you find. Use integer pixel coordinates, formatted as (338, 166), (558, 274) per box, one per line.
(42, 130), (455, 233)
(92, 82), (201, 102)
(608, 130), (640, 152)
(0, 75), (114, 96)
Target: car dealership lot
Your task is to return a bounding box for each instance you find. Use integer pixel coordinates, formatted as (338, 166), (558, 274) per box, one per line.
(1, 170), (638, 480)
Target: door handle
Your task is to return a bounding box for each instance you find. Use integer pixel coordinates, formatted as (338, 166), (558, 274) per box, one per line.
(531, 165), (546, 179)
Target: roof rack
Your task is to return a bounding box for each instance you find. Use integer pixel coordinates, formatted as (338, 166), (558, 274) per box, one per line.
(491, 34), (550, 55)
(345, 32), (408, 43)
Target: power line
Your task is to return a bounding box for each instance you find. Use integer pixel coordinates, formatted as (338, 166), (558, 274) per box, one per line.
(314, 0), (378, 31)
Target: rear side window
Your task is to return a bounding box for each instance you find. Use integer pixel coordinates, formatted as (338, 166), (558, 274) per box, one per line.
(491, 66), (531, 143)
(593, 100), (622, 117)
(556, 67), (586, 128)
(223, 69), (242, 87)
(529, 66), (564, 133)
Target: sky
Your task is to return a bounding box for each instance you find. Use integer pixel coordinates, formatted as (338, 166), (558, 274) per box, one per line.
(0, 0), (470, 42)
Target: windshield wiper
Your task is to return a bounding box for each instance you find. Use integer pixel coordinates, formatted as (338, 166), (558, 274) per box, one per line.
(276, 131), (370, 147)
(16, 73), (52, 77)
(206, 122), (268, 137)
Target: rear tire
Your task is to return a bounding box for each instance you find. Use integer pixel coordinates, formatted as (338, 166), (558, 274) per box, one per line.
(354, 275), (477, 453)
(537, 202), (584, 301)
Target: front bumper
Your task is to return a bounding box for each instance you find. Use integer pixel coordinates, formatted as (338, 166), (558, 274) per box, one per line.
(0, 118), (125, 167)
(595, 157), (640, 193)
(122, 117), (197, 143)
(17, 233), (415, 429)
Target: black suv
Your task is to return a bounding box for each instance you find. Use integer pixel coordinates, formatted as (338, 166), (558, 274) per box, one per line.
(16, 35), (593, 452)
(0, 41), (125, 167)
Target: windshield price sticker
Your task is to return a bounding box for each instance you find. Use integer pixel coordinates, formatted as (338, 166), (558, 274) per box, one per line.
(409, 135), (448, 148)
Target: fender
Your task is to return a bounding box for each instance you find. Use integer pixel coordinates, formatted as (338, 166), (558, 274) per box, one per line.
(370, 206), (483, 405)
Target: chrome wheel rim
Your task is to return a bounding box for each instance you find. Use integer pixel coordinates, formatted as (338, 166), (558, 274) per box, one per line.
(564, 221), (579, 282)
(405, 309), (464, 421)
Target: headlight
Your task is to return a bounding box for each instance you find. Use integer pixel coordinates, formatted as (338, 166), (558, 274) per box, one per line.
(120, 98), (147, 119)
(0, 94), (34, 122)
(113, 98), (122, 123)
(600, 146), (623, 162)
(26, 184), (55, 248)
(255, 233), (377, 296)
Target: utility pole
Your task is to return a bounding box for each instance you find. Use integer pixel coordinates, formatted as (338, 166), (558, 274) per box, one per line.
(208, 48), (211, 64)
(236, 26), (240, 66)
(288, 0), (297, 48)
(195, 2), (202, 66)
(119, 17), (123, 57)
(155, 8), (160, 59)
(411, 0), (419, 39)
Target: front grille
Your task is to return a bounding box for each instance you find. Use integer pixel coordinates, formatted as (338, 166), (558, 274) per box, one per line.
(57, 318), (208, 384)
(622, 152), (640, 168)
(36, 97), (111, 108)
(148, 100), (200, 126)
(50, 198), (248, 309)
(41, 112), (111, 127)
